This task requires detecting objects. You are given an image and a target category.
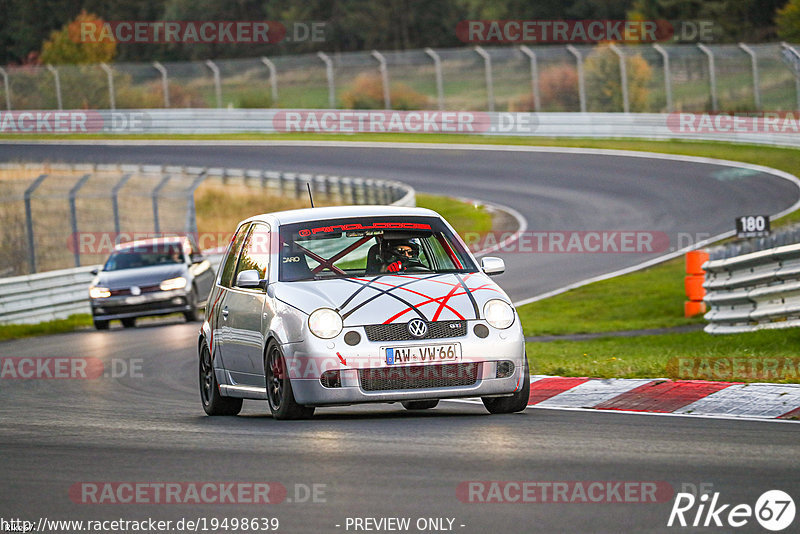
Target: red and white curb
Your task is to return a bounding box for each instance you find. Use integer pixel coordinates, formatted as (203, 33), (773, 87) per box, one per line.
(525, 376), (800, 420)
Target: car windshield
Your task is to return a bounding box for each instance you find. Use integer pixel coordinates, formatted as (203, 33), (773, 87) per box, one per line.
(278, 216), (477, 282)
(103, 244), (184, 271)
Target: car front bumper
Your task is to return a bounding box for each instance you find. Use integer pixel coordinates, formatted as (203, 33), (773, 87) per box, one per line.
(279, 320), (526, 406)
(90, 289), (192, 321)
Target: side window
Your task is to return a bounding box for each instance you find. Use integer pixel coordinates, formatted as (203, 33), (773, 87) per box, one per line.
(219, 224), (250, 288)
(235, 223), (271, 283)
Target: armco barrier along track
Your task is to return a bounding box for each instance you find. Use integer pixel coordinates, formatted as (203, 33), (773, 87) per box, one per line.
(0, 163), (414, 325)
(704, 243), (800, 334)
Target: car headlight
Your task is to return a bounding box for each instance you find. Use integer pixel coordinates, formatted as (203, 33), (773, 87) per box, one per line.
(160, 277), (188, 291)
(308, 308), (343, 339)
(89, 286), (111, 299)
(483, 299), (515, 329)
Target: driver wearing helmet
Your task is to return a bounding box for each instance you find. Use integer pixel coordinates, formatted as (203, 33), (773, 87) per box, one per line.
(381, 240), (421, 273)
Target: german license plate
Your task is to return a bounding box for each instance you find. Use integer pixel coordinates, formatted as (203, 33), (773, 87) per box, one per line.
(124, 296), (146, 305)
(385, 343), (461, 365)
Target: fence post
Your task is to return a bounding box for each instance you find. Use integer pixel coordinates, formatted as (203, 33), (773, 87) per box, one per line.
(424, 48), (445, 111)
(152, 173), (171, 233)
(566, 45), (586, 112)
(697, 43), (718, 111)
(609, 44), (629, 113)
(205, 60), (222, 108)
(781, 43), (800, 109)
(737, 43), (761, 111)
(260, 57), (278, 103)
(24, 174), (49, 273)
(69, 174), (92, 267)
(152, 61), (170, 108)
(45, 65), (62, 110)
(0, 66), (11, 110)
(371, 50), (391, 109)
(519, 45), (541, 111)
(111, 172), (133, 235)
(474, 46), (494, 113)
(184, 170), (208, 237)
(317, 52), (336, 108)
(100, 63), (115, 110)
(652, 44), (672, 112)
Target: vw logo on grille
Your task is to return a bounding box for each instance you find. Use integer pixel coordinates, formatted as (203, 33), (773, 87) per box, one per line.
(130, 286), (141, 296)
(407, 319), (428, 338)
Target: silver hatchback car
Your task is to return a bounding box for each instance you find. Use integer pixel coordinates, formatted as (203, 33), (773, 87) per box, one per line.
(198, 206), (529, 419)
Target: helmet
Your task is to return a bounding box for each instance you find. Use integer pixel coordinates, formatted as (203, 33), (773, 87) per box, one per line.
(383, 240), (420, 264)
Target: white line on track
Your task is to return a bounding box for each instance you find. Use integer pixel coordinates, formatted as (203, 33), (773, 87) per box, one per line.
(440, 398), (799, 424)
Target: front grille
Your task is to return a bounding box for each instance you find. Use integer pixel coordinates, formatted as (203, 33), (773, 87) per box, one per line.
(109, 284), (162, 296)
(364, 320), (467, 342)
(359, 362), (479, 391)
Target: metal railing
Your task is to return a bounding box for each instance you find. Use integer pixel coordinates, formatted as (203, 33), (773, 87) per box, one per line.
(0, 163), (413, 324)
(0, 162), (414, 278)
(3, 43), (800, 113)
(704, 243), (800, 333)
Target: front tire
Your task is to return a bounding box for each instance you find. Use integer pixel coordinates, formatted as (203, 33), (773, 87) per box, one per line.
(265, 341), (315, 420)
(121, 317), (136, 328)
(199, 343), (242, 416)
(482, 357), (530, 414)
(402, 400), (439, 410)
(93, 318), (109, 330)
(184, 288), (199, 322)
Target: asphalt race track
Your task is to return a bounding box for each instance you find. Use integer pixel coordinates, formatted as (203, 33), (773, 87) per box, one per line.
(1, 142), (799, 533)
(2, 141), (799, 300)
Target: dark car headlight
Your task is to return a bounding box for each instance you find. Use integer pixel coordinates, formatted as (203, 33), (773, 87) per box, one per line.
(89, 286), (111, 299)
(160, 277), (188, 291)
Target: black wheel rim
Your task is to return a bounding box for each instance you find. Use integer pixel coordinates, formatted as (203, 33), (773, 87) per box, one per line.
(200, 345), (213, 406)
(267, 346), (284, 410)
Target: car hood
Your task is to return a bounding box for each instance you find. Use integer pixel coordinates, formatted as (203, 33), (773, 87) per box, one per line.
(94, 264), (187, 289)
(273, 273), (508, 325)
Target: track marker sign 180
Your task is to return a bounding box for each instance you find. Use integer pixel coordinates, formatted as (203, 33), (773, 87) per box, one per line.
(736, 215), (770, 238)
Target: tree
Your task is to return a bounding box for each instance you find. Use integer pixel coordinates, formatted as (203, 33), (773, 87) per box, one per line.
(40, 10), (116, 65)
(585, 44), (652, 111)
(777, 0), (800, 42)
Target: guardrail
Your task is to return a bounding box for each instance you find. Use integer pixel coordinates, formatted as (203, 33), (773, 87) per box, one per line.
(10, 110), (800, 148)
(0, 165), (414, 325)
(0, 255), (224, 325)
(703, 243), (800, 334)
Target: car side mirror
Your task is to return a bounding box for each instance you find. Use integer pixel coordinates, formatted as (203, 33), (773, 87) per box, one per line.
(90, 268), (99, 275)
(235, 269), (264, 289)
(190, 253), (204, 264)
(480, 256), (505, 276)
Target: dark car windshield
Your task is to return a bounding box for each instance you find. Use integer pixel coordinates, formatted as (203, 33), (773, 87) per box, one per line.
(103, 244), (185, 271)
(278, 216), (476, 282)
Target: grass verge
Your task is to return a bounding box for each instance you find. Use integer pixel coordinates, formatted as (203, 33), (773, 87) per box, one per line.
(0, 314), (92, 342)
(527, 329), (800, 384)
(517, 257), (703, 337)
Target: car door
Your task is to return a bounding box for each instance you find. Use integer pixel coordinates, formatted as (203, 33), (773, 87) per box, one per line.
(212, 223), (250, 374)
(222, 223), (272, 387)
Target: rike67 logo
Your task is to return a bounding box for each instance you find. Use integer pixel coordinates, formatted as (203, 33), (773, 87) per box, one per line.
(668, 489), (795, 531)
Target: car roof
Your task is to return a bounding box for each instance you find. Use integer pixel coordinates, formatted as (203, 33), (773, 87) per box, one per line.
(243, 205), (441, 226)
